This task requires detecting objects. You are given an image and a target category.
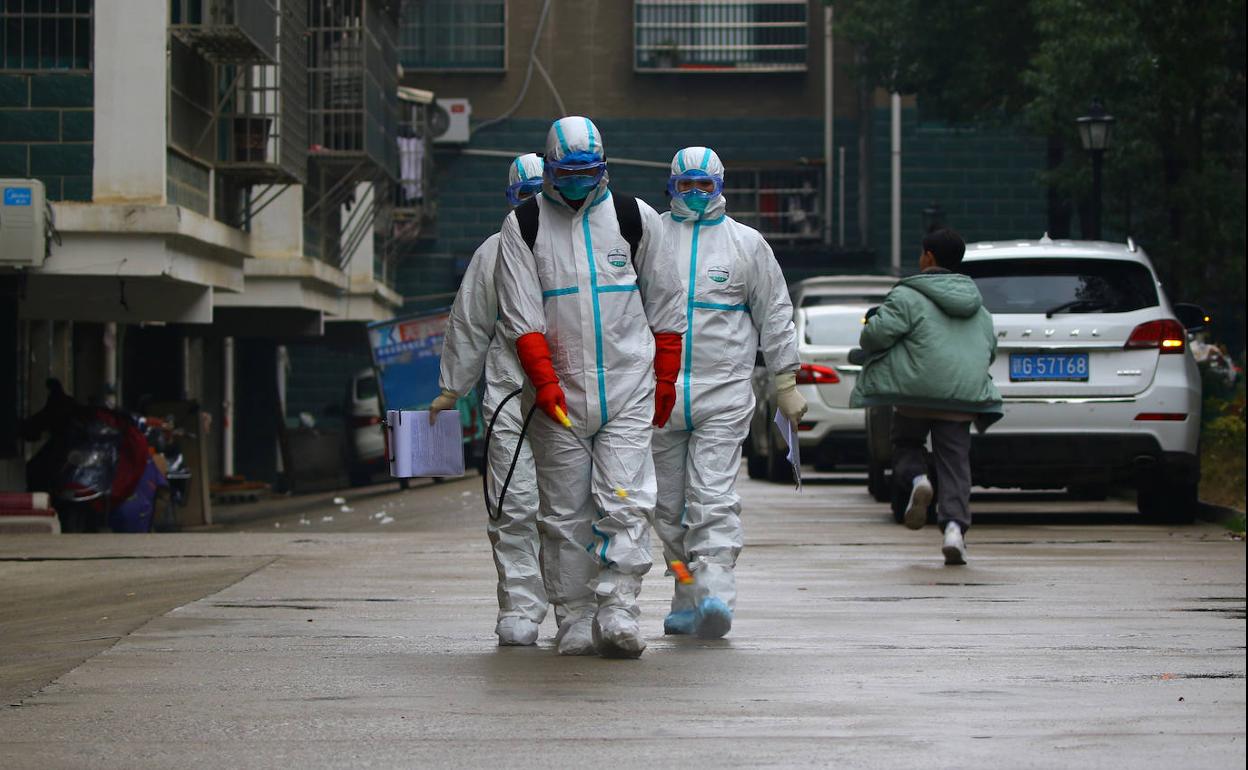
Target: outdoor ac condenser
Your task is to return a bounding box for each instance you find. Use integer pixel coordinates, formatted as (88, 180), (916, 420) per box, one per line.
(430, 98), (472, 144)
(0, 179), (47, 268)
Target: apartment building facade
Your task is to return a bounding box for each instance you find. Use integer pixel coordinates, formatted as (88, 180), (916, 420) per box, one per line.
(1, 1), (420, 502)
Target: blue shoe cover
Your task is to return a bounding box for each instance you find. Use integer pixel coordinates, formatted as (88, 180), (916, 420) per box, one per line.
(663, 609), (695, 636)
(694, 597), (733, 640)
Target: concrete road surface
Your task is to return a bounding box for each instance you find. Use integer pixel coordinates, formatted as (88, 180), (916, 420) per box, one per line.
(1, 471), (1243, 768)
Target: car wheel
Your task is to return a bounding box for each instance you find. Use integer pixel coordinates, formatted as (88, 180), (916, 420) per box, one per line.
(1137, 478), (1197, 525)
(868, 460), (891, 503)
(765, 428), (790, 484)
(746, 449), (767, 480)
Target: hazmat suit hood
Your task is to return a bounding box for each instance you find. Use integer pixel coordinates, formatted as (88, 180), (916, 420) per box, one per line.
(542, 116), (610, 210)
(508, 152), (544, 188)
(898, 271), (984, 318)
(668, 146), (727, 222)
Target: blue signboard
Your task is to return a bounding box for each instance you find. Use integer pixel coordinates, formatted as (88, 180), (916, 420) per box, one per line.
(367, 310), (450, 411)
(3, 187), (32, 206)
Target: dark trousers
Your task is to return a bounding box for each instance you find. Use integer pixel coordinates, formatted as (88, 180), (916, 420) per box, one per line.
(891, 411), (973, 532)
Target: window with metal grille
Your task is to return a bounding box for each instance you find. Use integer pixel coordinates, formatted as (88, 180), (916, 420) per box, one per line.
(634, 0), (807, 73)
(725, 167), (822, 241)
(399, 0), (504, 71)
(1, 0), (93, 72)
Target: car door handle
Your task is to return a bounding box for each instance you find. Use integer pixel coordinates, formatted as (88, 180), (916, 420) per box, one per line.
(834, 365), (862, 373)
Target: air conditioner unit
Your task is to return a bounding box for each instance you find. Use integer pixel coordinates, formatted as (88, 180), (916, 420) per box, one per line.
(0, 179), (46, 268)
(430, 98), (472, 144)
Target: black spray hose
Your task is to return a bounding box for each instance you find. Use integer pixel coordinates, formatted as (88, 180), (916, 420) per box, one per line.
(482, 388), (539, 522)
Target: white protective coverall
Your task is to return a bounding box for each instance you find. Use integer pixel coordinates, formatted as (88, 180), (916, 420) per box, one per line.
(495, 118), (686, 657)
(438, 154), (551, 646)
(652, 147), (800, 638)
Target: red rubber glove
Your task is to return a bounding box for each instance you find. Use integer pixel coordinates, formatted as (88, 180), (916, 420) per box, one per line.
(515, 332), (569, 425)
(652, 332), (682, 427)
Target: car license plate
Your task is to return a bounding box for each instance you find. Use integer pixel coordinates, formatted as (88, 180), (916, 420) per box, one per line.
(1009, 352), (1089, 381)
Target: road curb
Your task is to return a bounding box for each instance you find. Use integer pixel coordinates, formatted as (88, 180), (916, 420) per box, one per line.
(1196, 500), (1245, 527)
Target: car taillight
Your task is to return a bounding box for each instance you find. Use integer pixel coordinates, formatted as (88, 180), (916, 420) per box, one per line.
(1125, 319), (1186, 354)
(1134, 412), (1187, 421)
(352, 414), (382, 428)
(794, 363), (840, 385)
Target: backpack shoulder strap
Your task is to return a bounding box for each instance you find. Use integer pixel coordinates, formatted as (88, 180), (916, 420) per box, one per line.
(611, 193), (643, 265)
(515, 197), (540, 252)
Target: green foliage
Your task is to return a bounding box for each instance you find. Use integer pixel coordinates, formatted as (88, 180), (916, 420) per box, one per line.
(836, 0), (1247, 312)
(836, 0), (1035, 123)
(1200, 381), (1246, 512)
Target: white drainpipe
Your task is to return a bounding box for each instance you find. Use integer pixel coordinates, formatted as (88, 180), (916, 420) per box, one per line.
(223, 336), (235, 479)
(890, 92), (902, 275)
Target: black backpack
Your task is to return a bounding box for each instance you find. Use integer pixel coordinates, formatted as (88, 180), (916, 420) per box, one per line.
(514, 193), (642, 268)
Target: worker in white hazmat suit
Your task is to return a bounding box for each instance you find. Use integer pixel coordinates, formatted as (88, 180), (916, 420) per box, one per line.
(651, 146), (806, 639)
(429, 154), (551, 646)
(495, 117), (687, 658)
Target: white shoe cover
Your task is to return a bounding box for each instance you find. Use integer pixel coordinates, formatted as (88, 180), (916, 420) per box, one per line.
(592, 607), (646, 659)
(496, 616), (540, 646)
(905, 474), (933, 530)
(555, 612), (597, 656)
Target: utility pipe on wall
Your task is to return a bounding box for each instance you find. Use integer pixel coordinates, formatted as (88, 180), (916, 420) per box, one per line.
(223, 336), (235, 479)
(838, 145), (846, 247)
(823, 4), (834, 246)
(890, 92), (902, 275)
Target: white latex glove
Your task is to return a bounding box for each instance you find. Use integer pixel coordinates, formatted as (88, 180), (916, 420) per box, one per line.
(428, 388), (459, 424)
(774, 371), (808, 425)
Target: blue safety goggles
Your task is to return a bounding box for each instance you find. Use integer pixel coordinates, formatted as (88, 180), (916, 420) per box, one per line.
(667, 169), (723, 200)
(545, 152), (607, 191)
(506, 178), (544, 206)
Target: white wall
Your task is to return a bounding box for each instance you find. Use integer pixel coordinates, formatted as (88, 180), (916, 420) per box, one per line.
(250, 185), (305, 259)
(93, 0), (168, 204)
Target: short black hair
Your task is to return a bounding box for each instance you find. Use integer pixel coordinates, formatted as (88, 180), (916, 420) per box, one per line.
(922, 228), (965, 269)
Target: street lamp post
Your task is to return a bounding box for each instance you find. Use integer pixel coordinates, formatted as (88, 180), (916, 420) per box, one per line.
(1076, 98), (1115, 240)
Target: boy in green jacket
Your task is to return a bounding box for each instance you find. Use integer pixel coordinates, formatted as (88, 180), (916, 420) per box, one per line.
(850, 229), (1002, 564)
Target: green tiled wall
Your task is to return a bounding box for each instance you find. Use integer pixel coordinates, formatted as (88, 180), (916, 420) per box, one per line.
(395, 117), (864, 309)
(869, 108), (1048, 258)
(0, 72), (93, 201)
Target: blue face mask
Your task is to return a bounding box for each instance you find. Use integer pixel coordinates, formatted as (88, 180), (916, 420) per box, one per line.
(680, 190), (713, 213)
(555, 175), (597, 200)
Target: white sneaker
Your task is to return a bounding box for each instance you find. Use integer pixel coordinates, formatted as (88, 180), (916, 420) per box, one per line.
(942, 522), (967, 565)
(905, 474), (933, 530)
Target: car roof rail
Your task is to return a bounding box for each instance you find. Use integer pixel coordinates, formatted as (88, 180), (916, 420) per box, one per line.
(1039, 232), (1053, 244)
(1127, 236), (1138, 252)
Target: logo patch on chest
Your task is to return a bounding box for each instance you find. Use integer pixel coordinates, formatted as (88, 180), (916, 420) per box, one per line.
(607, 247), (629, 268)
(707, 265), (730, 284)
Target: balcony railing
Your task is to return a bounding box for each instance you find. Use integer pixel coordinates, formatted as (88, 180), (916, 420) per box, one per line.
(724, 167), (823, 241)
(213, 0), (308, 185)
(307, 0), (399, 177)
(634, 0), (808, 73)
(170, 0), (278, 64)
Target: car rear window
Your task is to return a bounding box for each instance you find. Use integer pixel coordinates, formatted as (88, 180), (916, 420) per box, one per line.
(962, 258), (1159, 314)
(355, 375), (378, 401)
(803, 311), (868, 346)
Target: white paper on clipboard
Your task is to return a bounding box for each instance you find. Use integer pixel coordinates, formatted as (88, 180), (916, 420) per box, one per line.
(773, 409), (802, 491)
(387, 409), (466, 478)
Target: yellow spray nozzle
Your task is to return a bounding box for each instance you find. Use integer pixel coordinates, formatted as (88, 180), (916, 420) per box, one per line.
(553, 405), (572, 429)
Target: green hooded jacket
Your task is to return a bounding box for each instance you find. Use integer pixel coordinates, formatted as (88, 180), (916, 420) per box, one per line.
(850, 270), (1003, 415)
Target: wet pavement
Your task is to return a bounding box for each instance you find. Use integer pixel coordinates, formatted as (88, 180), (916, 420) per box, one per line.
(1, 472), (1243, 768)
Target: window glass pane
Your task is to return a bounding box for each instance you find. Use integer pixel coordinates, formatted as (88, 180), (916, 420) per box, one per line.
(803, 310), (871, 346)
(400, 0), (504, 70)
(962, 259), (1160, 314)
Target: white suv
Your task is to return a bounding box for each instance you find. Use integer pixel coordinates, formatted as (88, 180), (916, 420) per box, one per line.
(868, 238), (1205, 523)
